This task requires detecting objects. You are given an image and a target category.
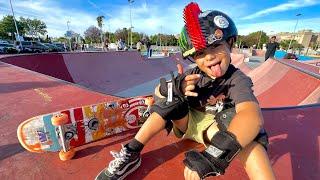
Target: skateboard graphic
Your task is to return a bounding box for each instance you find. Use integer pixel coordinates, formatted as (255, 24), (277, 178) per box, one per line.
(17, 96), (155, 161)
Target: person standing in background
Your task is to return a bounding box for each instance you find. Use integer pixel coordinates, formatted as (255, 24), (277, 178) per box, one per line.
(146, 40), (152, 57)
(265, 36), (279, 61)
(136, 40), (142, 52)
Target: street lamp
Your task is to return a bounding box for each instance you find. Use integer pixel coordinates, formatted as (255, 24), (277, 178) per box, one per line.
(257, 30), (262, 49)
(9, 0), (22, 49)
(287, 13), (302, 52)
(128, 0), (134, 49)
(67, 21), (72, 51)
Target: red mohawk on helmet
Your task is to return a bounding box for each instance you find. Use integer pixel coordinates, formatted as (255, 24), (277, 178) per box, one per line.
(183, 2), (206, 51)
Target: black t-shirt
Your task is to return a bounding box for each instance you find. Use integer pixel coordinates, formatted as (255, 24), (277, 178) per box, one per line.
(185, 64), (258, 112)
(265, 42), (279, 59)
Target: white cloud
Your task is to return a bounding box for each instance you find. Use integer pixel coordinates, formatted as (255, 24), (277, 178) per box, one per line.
(242, 0), (320, 20)
(237, 17), (320, 35)
(0, 0), (98, 37)
(0, 0), (183, 37)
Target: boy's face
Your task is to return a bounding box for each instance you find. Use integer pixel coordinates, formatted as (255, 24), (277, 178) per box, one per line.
(192, 41), (231, 79)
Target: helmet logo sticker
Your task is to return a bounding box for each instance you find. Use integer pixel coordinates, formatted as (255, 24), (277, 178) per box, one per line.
(214, 15), (229, 28)
(206, 29), (223, 45)
(214, 29), (223, 39)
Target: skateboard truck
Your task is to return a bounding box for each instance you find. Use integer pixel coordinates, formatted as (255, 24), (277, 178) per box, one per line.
(51, 113), (76, 161)
(143, 97), (154, 118)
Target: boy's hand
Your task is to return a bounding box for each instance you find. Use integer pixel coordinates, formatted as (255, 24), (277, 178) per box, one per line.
(177, 64), (200, 97)
(184, 166), (200, 180)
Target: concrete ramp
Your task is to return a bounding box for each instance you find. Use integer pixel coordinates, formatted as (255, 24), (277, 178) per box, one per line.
(1, 52), (190, 97)
(248, 59), (320, 107)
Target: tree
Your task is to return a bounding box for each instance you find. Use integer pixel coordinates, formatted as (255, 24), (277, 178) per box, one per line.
(84, 26), (101, 43)
(96, 15), (105, 43)
(20, 17), (47, 40)
(240, 31), (269, 49)
(54, 37), (68, 43)
(149, 34), (178, 46)
(280, 39), (304, 51)
(104, 31), (116, 42)
(114, 28), (129, 44)
(0, 15), (26, 40)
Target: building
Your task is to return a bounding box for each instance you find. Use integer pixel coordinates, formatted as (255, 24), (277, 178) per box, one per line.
(276, 30), (319, 49)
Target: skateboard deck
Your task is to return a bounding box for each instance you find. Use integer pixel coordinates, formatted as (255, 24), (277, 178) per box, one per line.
(17, 95), (153, 160)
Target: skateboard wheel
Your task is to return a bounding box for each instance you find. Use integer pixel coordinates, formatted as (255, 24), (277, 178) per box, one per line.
(51, 113), (68, 126)
(145, 97), (154, 106)
(59, 148), (75, 161)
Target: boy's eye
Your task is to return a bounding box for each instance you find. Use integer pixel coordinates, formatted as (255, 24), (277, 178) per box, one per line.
(193, 51), (205, 58)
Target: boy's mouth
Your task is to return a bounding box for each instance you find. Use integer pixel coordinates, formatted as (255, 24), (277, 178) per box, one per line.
(207, 61), (222, 78)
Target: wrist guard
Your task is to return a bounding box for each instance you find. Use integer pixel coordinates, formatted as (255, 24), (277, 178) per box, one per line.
(150, 71), (189, 121)
(159, 71), (186, 100)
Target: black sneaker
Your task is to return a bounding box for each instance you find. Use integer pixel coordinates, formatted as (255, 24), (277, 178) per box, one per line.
(95, 144), (141, 180)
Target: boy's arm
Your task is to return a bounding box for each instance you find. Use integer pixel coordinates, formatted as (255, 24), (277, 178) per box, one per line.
(227, 101), (263, 147)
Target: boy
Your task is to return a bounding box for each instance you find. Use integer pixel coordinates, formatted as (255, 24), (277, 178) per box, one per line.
(96, 2), (275, 180)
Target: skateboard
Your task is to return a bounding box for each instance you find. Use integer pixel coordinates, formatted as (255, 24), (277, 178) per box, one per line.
(17, 95), (155, 161)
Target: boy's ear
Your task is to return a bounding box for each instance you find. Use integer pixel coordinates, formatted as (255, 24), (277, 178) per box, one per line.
(227, 37), (236, 50)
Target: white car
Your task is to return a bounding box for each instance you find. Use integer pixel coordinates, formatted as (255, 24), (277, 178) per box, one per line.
(0, 40), (9, 44)
(0, 43), (19, 54)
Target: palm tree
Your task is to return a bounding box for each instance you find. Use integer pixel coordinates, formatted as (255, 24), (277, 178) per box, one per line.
(96, 15), (105, 43)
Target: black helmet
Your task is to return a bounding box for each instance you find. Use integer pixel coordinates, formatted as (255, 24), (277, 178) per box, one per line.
(178, 2), (238, 58)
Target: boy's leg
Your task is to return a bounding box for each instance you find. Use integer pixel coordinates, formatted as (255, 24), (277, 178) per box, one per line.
(134, 112), (167, 144)
(95, 112), (168, 180)
(238, 142), (276, 180)
(96, 84), (189, 180)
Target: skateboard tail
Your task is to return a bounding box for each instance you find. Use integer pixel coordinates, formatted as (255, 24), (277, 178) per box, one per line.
(17, 118), (45, 153)
(17, 115), (62, 153)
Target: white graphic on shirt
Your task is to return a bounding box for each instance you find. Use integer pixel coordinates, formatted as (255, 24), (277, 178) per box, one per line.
(205, 94), (225, 114)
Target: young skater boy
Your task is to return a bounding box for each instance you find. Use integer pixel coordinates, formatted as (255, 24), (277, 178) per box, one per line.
(96, 2), (275, 180)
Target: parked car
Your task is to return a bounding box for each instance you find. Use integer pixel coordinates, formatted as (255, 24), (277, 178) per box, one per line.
(0, 43), (19, 54)
(15, 41), (49, 53)
(44, 43), (65, 52)
(52, 43), (66, 52)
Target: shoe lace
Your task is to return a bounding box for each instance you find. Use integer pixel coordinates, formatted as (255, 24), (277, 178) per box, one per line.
(107, 145), (131, 174)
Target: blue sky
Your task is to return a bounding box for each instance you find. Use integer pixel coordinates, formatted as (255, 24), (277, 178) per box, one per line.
(0, 0), (320, 37)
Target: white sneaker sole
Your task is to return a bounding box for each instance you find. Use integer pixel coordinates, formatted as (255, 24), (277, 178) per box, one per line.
(118, 158), (141, 180)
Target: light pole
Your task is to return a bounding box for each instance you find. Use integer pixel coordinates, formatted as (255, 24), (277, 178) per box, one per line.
(128, 0), (134, 49)
(257, 30), (262, 49)
(159, 25), (162, 50)
(287, 13), (302, 52)
(9, 0), (22, 49)
(67, 21), (72, 51)
(108, 22), (111, 41)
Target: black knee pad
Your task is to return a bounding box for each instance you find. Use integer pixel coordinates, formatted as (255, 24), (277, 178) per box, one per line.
(150, 95), (189, 135)
(215, 107), (269, 150)
(215, 107), (235, 131)
(254, 128), (269, 150)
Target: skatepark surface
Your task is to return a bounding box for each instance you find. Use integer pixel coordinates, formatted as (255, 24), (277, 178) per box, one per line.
(0, 51), (319, 180)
